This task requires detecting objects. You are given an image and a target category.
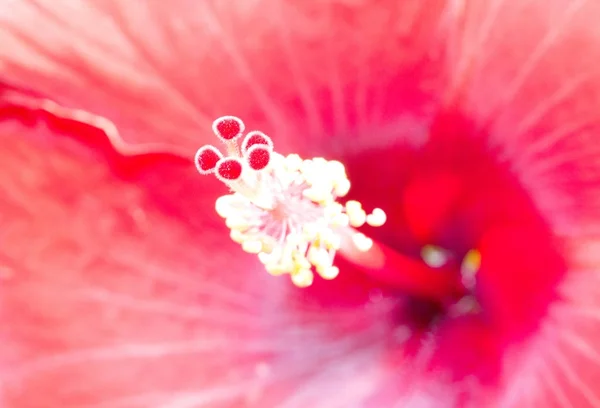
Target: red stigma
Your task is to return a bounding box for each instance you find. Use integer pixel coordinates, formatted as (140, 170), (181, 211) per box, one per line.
(213, 116), (244, 142)
(194, 145), (223, 174)
(216, 157), (243, 181)
(246, 145), (271, 170)
(241, 131), (273, 153)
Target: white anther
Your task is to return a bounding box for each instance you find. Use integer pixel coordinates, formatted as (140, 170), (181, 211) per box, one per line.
(345, 200), (362, 211)
(265, 263), (288, 276)
(318, 265), (340, 280)
(258, 247), (283, 265)
(285, 154), (303, 172)
(331, 213), (350, 227)
(215, 196), (234, 218)
(307, 247), (331, 268)
(352, 232), (373, 252)
(366, 208), (387, 227)
(257, 252), (271, 264)
(242, 240), (263, 254)
(230, 230), (246, 244)
(348, 208), (367, 228)
(225, 217), (252, 230)
(291, 268), (314, 287)
(303, 186), (332, 203)
(334, 178), (351, 197)
(327, 160), (346, 176)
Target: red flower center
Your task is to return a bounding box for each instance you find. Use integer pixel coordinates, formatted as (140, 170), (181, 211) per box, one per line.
(299, 113), (567, 384)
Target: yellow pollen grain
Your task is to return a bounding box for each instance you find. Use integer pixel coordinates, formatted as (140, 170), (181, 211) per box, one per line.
(461, 248), (481, 289)
(366, 208), (387, 227)
(462, 249), (481, 272)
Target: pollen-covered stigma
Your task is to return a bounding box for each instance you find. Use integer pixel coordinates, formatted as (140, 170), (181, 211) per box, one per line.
(195, 116), (386, 288)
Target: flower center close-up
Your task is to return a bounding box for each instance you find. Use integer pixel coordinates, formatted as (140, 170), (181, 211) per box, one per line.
(194, 112), (567, 391)
(1, 1), (599, 407)
(196, 115), (387, 287)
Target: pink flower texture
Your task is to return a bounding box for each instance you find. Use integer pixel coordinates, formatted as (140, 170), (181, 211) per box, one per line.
(1, 0), (600, 407)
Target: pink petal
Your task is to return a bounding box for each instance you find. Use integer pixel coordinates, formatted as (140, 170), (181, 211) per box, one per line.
(0, 0), (449, 152)
(0, 105), (409, 406)
(0, 114), (323, 406)
(1, 1), (600, 407)
(446, 0), (600, 231)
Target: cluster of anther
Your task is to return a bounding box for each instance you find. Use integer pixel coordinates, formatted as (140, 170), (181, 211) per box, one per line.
(195, 116), (387, 287)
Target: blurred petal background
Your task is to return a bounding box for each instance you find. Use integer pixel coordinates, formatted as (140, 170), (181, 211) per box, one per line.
(1, 0), (600, 407)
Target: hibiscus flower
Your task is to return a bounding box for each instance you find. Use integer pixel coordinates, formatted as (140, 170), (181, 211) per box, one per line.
(1, 1), (600, 407)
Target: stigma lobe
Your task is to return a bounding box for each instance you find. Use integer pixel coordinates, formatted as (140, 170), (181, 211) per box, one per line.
(195, 145), (223, 174)
(242, 131), (274, 154)
(246, 145), (271, 170)
(216, 158), (243, 181)
(213, 116), (244, 142)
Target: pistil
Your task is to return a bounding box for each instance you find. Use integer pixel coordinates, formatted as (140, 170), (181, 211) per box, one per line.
(195, 116), (388, 288)
(338, 234), (462, 301)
